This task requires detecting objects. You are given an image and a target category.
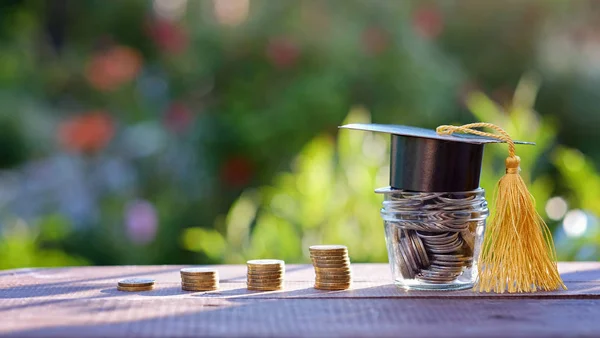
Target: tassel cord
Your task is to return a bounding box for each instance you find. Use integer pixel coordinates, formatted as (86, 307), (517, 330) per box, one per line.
(436, 122), (566, 293)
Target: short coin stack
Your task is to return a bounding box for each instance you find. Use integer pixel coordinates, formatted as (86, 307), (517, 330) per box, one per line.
(310, 245), (352, 290)
(246, 259), (285, 291)
(180, 268), (219, 291)
(117, 278), (155, 292)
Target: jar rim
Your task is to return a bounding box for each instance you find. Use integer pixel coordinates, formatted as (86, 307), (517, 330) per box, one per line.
(374, 186), (485, 194)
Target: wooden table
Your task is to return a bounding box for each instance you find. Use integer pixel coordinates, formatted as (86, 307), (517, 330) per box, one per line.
(1, 263), (599, 337)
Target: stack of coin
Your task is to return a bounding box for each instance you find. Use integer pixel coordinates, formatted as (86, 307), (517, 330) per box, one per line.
(117, 278), (155, 292)
(246, 259), (285, 291)
(180, 267), (219, 291)
(310, 245), (352, 290)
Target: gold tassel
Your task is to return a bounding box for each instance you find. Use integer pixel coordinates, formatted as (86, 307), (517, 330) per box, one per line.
(436, 122), (566, 293)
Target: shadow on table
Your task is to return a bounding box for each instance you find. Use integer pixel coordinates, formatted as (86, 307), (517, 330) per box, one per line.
(2, 263), (600, 337)
(0, 284), (406, 337)
(4, 285), (600, 338)
(0, 266), (182, 299)
(559, 263), (600, 282)
(198, 284), (402, 299)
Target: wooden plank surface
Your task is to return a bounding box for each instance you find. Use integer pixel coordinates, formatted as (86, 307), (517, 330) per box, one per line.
(0, 262), (599, 337)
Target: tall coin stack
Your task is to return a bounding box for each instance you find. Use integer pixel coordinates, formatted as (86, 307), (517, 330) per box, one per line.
(180, 268), (219, 291)
(246, 259), (285, 291)
(310, 245), (352, 290)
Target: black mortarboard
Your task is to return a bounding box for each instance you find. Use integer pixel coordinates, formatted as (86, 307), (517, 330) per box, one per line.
(339, 123), (533, 192)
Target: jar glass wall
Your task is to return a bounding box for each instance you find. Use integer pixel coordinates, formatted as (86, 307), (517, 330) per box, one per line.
(377, 187), (488, 291)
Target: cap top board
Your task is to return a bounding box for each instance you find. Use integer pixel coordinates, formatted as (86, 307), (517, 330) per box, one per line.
(339, 123), (534, 145)
(339, 123), (533, 192)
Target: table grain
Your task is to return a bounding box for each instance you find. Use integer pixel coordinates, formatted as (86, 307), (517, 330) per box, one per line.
(1, 263), (599, 337)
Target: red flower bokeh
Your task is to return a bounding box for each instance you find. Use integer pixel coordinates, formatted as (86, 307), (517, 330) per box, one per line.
(266, 37), (300, 69)
(412, 5), (444, 39)
(58, 112), (115, 153)
(164, 102), (195, 133)
(221, 156), (253, 187)
(85, 46), (142, 91)
(147, 19), (189, 55)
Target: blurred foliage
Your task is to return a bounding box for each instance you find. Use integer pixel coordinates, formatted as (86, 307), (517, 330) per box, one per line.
(220, 107), (389, 263)
(0, 0), (598, 268)
(219, 76), (590, 264)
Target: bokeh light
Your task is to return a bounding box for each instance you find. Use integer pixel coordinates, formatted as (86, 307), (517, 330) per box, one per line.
(153, 0), (188, 21)
(213, 0), (250, 27)
(563, 209), (588, 238)
(125, 200), (158, 245)
(545, 196), (568, 221)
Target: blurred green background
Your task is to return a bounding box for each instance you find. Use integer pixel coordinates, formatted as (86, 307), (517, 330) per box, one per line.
(0, 0), (599, 269)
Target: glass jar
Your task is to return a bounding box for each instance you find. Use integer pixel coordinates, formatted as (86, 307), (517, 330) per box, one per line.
(377, 187), (489, 291)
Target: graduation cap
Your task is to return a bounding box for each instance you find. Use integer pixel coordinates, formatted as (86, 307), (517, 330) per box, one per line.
(340, 122), (565, 293)
(339, 123), (533, 192)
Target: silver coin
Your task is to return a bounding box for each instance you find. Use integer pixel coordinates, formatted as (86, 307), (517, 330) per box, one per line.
(397, 236), (418, 277)
(399, 230), (421, 267)
(395, 242), (414, 279)
(391, 227), (413, 279)
(408, 230), (429, 267)
(415, 272), (458, 283)
(427, 264), (464, 273)
(398, 237), (419, 273)
(430, 254), (471, 262)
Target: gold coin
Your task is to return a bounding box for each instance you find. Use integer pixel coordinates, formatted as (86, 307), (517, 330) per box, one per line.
(315, 272), (352, 279)
(181, 276), (218, 282)
(316, 280), (351, 286)
(117, 285), (154, 292)
(247, 265), (284, 272)
(309, 245), (348, 255)
(312, 259), (347, 262)
(247, 284), (283, 290)
(247, 285), (282, 291)
(247, 272), (283, 277)
(314, 266), (351, 273)
(180, 280), (218, 287)
(247, 259), (284, 267)
(247, 282), (283, 287)
(247, 279), (283, 286)
(117, 278), (155, 287)
(247, 269), (284, 274)
(314, 283), (351, 290)
(310, 252), (348, 258)
(180, 267), (218, 275)
(311, 254), (350, 261)
(246, 264), (283, 269)
(247, 270), (283, 275)
(247, 276), (283, 282)
(180, 271), (218, 277)
(247, 274), (284, 281)
(310, 251), (348, 256)
(315, 276), (351, 282)
(180, 275), (218, 282)
(181, 286), (218, 292)
(180, 275), (217, 280)
(312, 262), (350, 268)
(247, 272), (283, 279)
(312, 260), (349, 266)
(315, 280), (352, 286)
(309, 244), (347, 251)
